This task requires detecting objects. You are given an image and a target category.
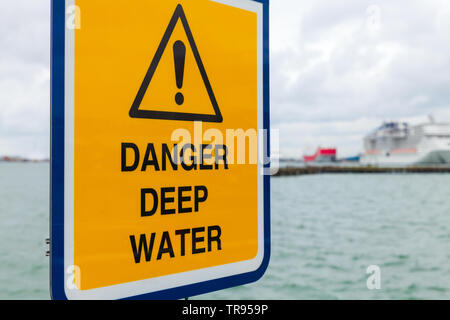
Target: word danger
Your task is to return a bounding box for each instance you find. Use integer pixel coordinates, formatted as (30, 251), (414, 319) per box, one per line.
(130, 226), (222, 263)
(121, 143), (229, 172)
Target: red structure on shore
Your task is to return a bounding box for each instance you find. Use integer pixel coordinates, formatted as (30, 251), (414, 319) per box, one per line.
(303, 148), (337, 163)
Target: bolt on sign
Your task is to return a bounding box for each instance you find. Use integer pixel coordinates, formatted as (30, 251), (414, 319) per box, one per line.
(51, 0), (270, 300)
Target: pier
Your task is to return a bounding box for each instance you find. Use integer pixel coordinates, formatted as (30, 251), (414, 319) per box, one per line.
(274, 165), (450, 176)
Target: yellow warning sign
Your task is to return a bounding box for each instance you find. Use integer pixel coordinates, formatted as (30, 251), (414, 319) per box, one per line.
(67, 0), (267, 299)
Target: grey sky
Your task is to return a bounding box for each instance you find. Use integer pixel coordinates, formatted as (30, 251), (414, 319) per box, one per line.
(1, 0), (449, 159)
(271, 0), (450, 157)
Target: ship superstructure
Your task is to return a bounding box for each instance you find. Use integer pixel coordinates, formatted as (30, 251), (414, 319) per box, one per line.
(361, 120), (450, 165)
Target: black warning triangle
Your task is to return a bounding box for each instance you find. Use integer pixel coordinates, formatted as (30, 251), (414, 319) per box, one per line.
(129, 4), (223, 123)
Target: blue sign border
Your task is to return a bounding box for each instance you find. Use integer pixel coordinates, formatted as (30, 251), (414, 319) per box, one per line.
(50, 0), (270, 300)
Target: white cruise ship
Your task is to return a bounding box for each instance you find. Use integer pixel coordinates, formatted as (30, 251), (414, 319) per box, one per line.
(360, 118), (450, 165)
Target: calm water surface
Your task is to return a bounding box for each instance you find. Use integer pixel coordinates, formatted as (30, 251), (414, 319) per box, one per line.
(1, 163), (450, 299)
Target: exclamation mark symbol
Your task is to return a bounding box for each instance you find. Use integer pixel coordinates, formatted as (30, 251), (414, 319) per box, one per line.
(173, 40), (186, 105)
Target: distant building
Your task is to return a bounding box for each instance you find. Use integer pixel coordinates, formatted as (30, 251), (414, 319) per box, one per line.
(303, 147), (337, 163)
